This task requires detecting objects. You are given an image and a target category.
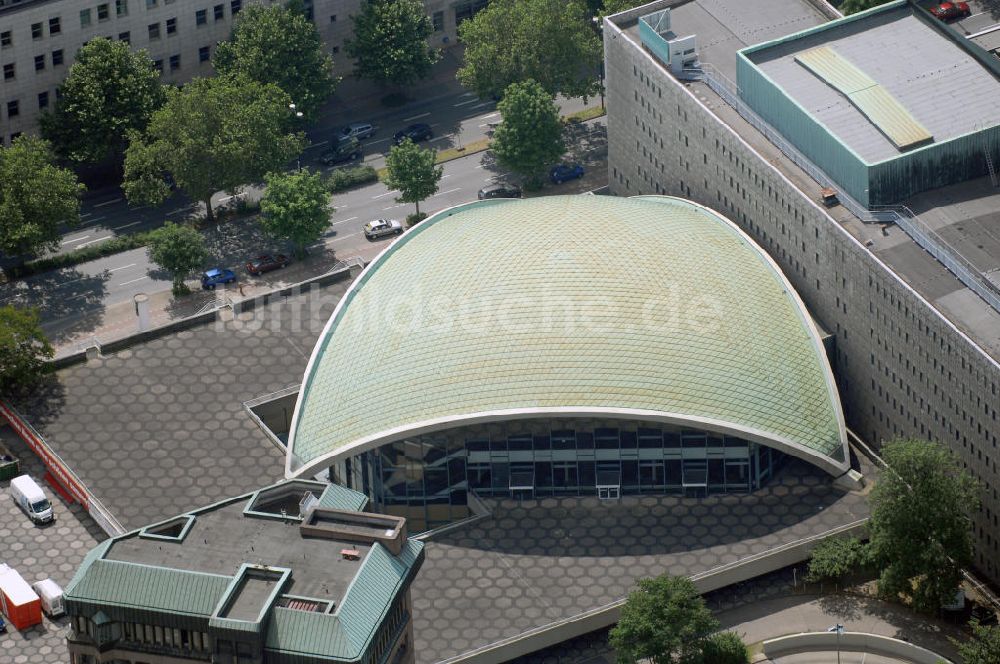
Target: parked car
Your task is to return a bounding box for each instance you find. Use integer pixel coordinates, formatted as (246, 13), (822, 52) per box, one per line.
(364, 218), (403, 240)
(393, 123), (433, 145)
(337, 122), (376, 140)
(929, 2), (970, 20)
(550, 163), (585, 184)
(201, 268), (237, 290)
(320, 136), (363, 166)
(478, 184), (522, 200)
(0, 614), (6, 632)
(10, 475), (53, 524)
(245, 254), (289, 275)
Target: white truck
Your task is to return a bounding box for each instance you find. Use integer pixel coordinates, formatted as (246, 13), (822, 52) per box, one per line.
(31, 579), (64, 617)
(10, 475), (54, 524)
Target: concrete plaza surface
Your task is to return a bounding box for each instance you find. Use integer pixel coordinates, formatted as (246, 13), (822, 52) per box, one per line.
(410, 459), (871, 664)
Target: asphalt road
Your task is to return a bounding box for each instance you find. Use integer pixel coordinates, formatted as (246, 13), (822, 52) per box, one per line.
(0, 118), (608, 338)
(44, 88), (597, 259)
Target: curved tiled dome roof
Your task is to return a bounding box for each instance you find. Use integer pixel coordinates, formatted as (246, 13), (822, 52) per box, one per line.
(287, 196), (848, 477)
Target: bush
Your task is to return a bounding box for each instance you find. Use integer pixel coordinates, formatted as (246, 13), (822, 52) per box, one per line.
(806, 536), (867, 583)
(5, 231), (153, 280)
(406, 212), (427, 227)
(695, 632), (749, 664)
(327, 165), (378, 193)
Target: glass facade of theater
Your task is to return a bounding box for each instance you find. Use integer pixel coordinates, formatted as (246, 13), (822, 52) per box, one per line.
(340, 418), (787, 532)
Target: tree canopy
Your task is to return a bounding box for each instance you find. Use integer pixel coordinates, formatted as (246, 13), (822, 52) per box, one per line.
(346, 0), (439, 87)
(147, 222), (209, 295)
(383, 139), (443, 217)
(40, 38), (164, 165)
(259, 170), (332, 258)
(840, 0), (893, 15)
(0, 305), (54, 397)
(953, 621), (1000, 664)
(458, 0), (602, 101)
(609, 574), (720, 664)
(868, 438), (980, 612)
(213, 2), (337, 118)
(491, 80), (566, 185)
(0, 136), (84, 259)
(123, 76), (305, 221)
(805, 536), (867, 583)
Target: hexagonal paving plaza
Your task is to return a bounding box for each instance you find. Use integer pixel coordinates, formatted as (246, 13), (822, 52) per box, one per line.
(410, 458), (871, 664)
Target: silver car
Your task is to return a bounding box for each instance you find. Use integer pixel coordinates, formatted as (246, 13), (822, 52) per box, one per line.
(364, 218), (403, 240)
(338, 122), (376, 140)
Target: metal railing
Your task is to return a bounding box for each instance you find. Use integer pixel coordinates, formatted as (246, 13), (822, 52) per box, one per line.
(696, 63), (1000, 316)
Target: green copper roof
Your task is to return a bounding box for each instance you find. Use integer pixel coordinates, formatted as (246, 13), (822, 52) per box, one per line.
(288, 196), (847, 476)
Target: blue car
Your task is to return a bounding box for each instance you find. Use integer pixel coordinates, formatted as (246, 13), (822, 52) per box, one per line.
(201, 268), (237, 290)
(550, 163), (585, 184)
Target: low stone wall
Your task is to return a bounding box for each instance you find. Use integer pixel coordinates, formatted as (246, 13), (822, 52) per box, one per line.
(763, 631), (952, 664)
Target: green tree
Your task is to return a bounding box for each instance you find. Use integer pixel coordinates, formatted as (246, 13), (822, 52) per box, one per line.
(458, 0), (602, 101)
(952, 620), (1000, 664)
(840, 0), (893, 15)
(0, 305), (54, 397)
(609, 574), (718, 664)
(346, 0), (439, 87)
(0, 136), (84, 259)
(491, 80), (566, 186)
(601, 0), (644, 15)
(383, 139), (442, 218)
(695, 632), (750, 664)
(259, 170), (332, 258)
(39, 38), (164, 165)
(805, 536), (867, 583)
(213, 2), (336, 118)
(123, 76), (305, 222)
(147, 222), (209, 295)
(868, 439), (980, 613)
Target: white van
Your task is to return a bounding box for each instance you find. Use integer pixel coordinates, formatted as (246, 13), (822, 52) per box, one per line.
(10, 475), (54, 524)
(31, 578), (65, 617)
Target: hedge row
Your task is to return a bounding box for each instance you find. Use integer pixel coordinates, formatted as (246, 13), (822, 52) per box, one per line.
(327, 165), (379, 193)
(5, 231), (154, 281)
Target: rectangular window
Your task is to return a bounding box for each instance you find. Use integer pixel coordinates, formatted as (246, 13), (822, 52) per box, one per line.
(329, 13), (336, 22)
(48, 17), (61, 35)
(196, 9), (207, 25)
(7, 100), (19, 118)
(432, 11), (443, 32)
(153, 58), (163, 72)
(166, 17), (176, 34)
(230, 0), (241, 14)
(1, 31), (11, 48)
(146, 0), (158, 8)
(34, 54), (44, 71)
(3, 63), (14, 80)
(455, 0), (488, 24)
(52, 49), (64, 65)
(214, 3), (224, 20)
(119, 31), (130, 43)
(198, 45), (210, 62)
(80, 9), (92, 27)
(38, 91), (48, 109)
(31, 22), (43, 39)
(98, 4), (109, 21)
(148, 22), (160, 39)
(116, 0), (128, 16)
(169, 53), (179, 70)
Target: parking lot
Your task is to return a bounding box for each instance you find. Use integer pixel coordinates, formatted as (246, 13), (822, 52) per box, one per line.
(0, 425), (105, 664)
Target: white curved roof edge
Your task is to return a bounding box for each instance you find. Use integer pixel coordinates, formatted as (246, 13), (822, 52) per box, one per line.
(286, 405), (851, 480)
(285, 195), (850, 478)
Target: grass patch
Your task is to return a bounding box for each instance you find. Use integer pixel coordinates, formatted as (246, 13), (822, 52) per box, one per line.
(562, 105), (606, 124)
(5, 231), (155, 280)
(327, 165), (379, 193)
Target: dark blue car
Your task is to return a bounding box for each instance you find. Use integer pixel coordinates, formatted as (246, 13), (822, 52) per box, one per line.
(201, 268), (237, 290)
(550, 163), (585, 184)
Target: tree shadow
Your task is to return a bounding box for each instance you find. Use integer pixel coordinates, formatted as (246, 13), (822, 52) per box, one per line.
(1, 269), (109, 346)
(11, 375), (68, 428)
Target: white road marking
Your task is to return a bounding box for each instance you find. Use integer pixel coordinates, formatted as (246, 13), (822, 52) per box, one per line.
(333, 216), (359, 224)
(459, 92), (475, 98)
(402, 112), (431, 122)
(119, 277), (147, 286)
(372, 190), (400, 199)
(471, 102), (492, 109)
(482, 112), (500, 119)
(454, 99), (477, 107)
(429, 135), (452, 143)
(81, 216), (106, 226)
(383, 204), (406, 210)
(475, 164), (484, 169)
(434, 187), (462, 197)
(94, 197), (123, 208)
(76, 238), (106, 248)
(113, 220), (142, 230)
(80, 212), (93, 219)
(108, 263), (136, 273)
(67, 292), (90, 300)
(442, 174), (453, 178)
(368, 138), (390, 146)
(167, 206), (191, 215)
(62, 235), (91, 245)
(309, 140), (328, 149)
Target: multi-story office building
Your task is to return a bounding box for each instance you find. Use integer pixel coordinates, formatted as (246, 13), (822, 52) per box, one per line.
(0, 0), (487, 144)
(64, 479), (424, 664)
(603, 0), (1000, 583)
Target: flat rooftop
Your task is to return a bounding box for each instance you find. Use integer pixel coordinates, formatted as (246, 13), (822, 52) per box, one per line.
(410, 457), (871, 663)
(746, 4), (1000, 163)
(105, 497), (372, 605)
(9, 278), (351, 530)
(657, 0), (829, 80)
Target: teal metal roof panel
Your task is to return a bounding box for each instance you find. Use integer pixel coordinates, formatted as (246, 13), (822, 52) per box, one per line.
(66, 559), (231, 616)
(793, 46), (932, 151)
(265, 608), (353, 660)
(289, 196), (847, 476)
(318, 483), (369, 512)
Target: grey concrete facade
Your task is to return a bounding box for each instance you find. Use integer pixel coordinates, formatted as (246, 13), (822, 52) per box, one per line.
(604, 4), (1000, 584)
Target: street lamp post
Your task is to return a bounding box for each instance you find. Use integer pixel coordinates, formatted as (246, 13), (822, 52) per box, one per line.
(289, 103), (304, 171)
(827, 624), (844, 664)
